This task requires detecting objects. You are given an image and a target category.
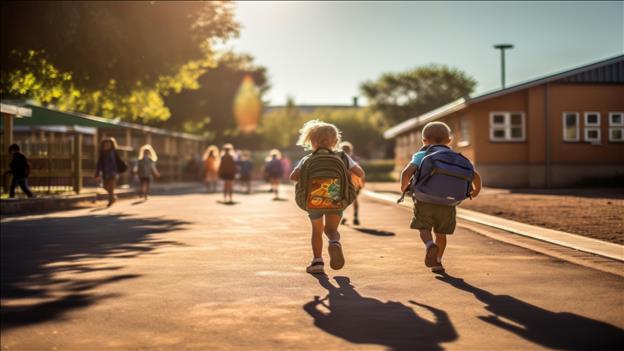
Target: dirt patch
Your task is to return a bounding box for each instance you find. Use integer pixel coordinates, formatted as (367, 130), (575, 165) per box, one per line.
(460, 188), (624, 245)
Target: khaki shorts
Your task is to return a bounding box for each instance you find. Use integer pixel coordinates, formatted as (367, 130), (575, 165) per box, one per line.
(410, 201), (456, 234)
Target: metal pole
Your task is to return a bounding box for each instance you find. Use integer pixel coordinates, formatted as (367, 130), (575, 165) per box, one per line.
(494, 44), (514, 89)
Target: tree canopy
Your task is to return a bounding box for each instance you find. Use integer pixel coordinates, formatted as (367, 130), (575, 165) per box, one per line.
(360, 64), (477, 124)
(0, 1), (242, 124)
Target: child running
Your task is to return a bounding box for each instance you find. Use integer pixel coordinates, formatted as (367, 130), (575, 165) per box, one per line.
(134, 144), (161, 200)
(203, 145), (220, 193)
(95, 137), (127, 207)
(399, 122), (482, 273)
(5, 144), (34, 198)
(264, 149), (284, 200)
(340, 141), (365, 226)
(238, 151), (254, 194)
(218, 143), (237, 203)
(290, 120), (365, 274)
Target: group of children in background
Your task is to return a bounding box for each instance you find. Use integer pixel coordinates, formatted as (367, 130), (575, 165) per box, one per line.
(6, 117), (481, 276)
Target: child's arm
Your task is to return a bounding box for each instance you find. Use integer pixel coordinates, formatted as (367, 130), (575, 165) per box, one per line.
(289, 168), (301, 182)
(152, 163), (161, 178)
(470, 170), (482, 198)
(350, 164), (365, 178)
(400, 163), (417, 192)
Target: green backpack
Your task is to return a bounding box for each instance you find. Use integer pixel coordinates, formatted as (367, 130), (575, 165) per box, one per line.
(295, 148), (357, 213)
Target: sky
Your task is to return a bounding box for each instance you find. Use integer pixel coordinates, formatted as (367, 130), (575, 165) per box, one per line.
(229, 1), (624, 106)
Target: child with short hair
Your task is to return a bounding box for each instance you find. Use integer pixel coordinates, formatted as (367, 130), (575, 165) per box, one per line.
(290, 120), (365, 274)
(264, 149), (284, 200)
(400, 122), (482, 273)
(218, 143), (237, 203)
(5, 144), (34, 198)
(134, 144), (161, 200)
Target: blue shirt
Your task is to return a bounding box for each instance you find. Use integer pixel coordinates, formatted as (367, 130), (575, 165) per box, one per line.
(410, 151), (427, 168)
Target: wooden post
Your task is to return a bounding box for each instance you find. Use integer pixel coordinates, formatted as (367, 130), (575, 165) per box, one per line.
(2, 113), (13, 148)
(73, 133), (83, 194)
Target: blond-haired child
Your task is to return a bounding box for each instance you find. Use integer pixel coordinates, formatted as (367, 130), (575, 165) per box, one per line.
(265, 148), (284, 200)
(203, 145), (220, 193)
(290, 120), (365, 274)
(134, 144), (161, 200)
(400, 121), (482, 273)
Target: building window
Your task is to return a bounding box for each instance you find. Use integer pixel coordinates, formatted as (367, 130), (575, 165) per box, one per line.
(458, 116), (470, 147)
(584, 127), (601, 144)
(609, 112), (624, 142)
(562, 112), (579, 142)
(583, 112), (601, 144)
(489, 112), (525, 142)
(584, 112), (600, 126)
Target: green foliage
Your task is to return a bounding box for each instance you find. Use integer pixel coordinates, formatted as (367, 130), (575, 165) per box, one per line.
(163, 52), (270, 139)
(260, 100), (387, 158)
(360, 159), (396, 182)
(1, 1), (238, 91)
(361, 64), (477, 124)
(0, 1), (239, 124)
(260, 98), (303, 149)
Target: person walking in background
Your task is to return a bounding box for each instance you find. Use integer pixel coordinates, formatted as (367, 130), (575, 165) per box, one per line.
(133, 144), (161, 200)
(340, 141), (365, 226)
(203, 145), (220, 193)
(238, 150), (254, 194)
(264, 149), (284, 200)
(280, 154), (292, 183)
(4, 144), (34, 198)
(218, 143), (237, 203)
(95, 137), (127, 207)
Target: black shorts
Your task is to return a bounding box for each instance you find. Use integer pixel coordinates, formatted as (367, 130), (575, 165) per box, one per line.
(219, 173), (235, 181)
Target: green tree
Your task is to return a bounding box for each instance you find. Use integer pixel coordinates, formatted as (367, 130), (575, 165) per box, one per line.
(361, 64), (477, 124)
(162, 52), (270, 139)
(0, 1), (240, 123)
(260, 98), (302, 149)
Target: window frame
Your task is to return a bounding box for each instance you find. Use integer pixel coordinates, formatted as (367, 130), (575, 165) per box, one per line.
(489, 111), (526, 142)
(584, 127), (601, 144)
(609, 112), (624, 126)
(457, 116), (470, 147)
(562, 112), (580, 142)
(584, 111), (601, 127)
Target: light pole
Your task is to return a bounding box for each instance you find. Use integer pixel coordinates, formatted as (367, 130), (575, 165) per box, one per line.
(493, 44), (514, 89)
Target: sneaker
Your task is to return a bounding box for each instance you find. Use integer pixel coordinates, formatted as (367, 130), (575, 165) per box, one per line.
(431, 263), (445, 273)
(328, 241), (345, 270)
(424, 244), (439, 267)
(306, 260), (325, 274)
(353, 218), (360, 226)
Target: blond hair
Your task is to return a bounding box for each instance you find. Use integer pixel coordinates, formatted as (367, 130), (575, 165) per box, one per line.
(138, 144), (158, 162)
(296, 119), (342, 151)
(203, 145), (220, 160)
(422, 122), (452, 144)
(266, 148), (282, 161)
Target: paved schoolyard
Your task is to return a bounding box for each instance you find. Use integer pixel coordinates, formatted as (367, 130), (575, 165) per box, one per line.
(1, 189), (623, 350)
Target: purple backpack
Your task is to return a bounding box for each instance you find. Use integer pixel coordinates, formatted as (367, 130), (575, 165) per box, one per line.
(410, 145), (474, 206)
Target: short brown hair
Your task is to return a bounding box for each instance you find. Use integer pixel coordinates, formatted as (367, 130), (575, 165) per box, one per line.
(422, 122), (452, 143)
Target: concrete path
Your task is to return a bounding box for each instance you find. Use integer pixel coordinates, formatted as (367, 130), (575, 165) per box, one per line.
(1, 189), (623, 350)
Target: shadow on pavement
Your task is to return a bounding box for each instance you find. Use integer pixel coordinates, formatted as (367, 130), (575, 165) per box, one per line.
(304, 275), (457, 351)
(1, 214), (188, 330)
(351, 227), (396, 237)
(437, 273), (624, 350)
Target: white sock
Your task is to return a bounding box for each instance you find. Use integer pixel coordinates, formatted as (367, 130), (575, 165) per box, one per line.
(312, 257), (323, 263)
(425, 240), (434, 249)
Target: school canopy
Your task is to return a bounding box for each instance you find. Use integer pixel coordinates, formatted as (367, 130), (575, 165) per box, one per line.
(8, 103), (205, 142)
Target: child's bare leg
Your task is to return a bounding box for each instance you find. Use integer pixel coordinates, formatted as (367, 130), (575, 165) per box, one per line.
(434, 233), (447, 261)
(311, 217), (324, 259)
(324, 214), (342, 241)
(325, 214), (345, 269)
(419, 229), (433, 245)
